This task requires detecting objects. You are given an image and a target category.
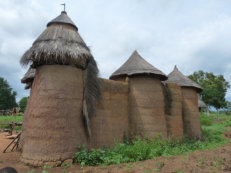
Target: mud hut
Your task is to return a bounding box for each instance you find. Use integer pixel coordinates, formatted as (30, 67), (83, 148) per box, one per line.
(18, 67), (35, 151)
(198, 98), (207, 111)
(166, 66), (202, 140)
(20, 11), (101, 166)
(110, 50), (168, 139)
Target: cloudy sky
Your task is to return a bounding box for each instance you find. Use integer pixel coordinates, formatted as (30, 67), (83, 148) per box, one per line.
(0, 0), (231, 101)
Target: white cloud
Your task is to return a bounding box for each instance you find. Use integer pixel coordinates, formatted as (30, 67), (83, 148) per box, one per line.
(0, 0), (231, 101)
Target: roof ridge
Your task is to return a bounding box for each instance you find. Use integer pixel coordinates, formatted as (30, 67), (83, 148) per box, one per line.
(110, 50), (167, 80)
(47, 11), (78, 30)
(166, 66), (202, 92)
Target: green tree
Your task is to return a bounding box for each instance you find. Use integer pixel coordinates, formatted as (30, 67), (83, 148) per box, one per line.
(0, 77), (17, 110)
(19, 97), (28, 113)
(189, 71), (230, 119)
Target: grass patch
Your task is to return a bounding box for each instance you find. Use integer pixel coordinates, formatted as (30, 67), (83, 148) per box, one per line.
(0, 115), (23, 130)
(74, 113), (231, 166)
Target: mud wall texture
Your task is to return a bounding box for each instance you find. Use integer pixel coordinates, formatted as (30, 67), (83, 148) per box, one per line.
(128, 76), (167, 139)
(90, 78), (129, 148)
(21, 65), (87, 166)
(181, 87), (202, 140)
(164, 83), (183, 140)
(18, 97), (31, 151)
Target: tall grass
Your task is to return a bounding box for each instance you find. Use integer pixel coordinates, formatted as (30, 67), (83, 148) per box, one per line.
(74, 113), (231, 166)
(0, 115), (23, 130)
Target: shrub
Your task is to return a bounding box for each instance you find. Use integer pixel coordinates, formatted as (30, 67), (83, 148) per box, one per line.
(74, 113), (229, 166)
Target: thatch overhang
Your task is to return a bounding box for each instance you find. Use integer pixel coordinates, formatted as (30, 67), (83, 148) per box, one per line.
(20, 11), (93, 68)
(21, 67), (36, 84)
(165, 66), (203, 92)
(21, 67), (36, 90)
(198, 98), (207, 108)
(110, 50), (167, 80)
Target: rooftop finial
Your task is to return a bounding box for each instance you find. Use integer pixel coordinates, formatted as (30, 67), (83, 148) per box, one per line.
(174, 65), (178, 70)
(61, 3), (66, 12)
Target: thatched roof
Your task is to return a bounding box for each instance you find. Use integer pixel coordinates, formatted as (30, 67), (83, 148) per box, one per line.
(166, 66), (202, 92)
(21, 67), (36, 89)
(21, 67), (36, 83)
(198, 98), (207, 108)
(110, 50), (167, 80)
(20, 11), (92, 68)
(20, 11), (101, 138)
(47, 11), (78, 30)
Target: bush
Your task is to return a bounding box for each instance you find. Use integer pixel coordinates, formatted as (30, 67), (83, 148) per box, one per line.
(200, 113), (215, 126)
(19, 97), (28, 113)
(74, 113), (230, 166)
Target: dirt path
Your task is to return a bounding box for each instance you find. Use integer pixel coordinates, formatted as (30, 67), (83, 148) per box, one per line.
(1, 131), (231, 173)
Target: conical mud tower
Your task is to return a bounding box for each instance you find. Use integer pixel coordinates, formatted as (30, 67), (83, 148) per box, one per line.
(20, 11), (101, 166)
(110, 50), (168, 139)
(166, 66), (202, 140)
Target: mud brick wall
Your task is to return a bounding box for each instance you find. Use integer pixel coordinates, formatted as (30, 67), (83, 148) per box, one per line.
(182, 87), (202, 140)
(128, 76), (167, 139)
(90, 78), (129, 148)
(164, 83), (183, 140)
(21, 65), (87, 166)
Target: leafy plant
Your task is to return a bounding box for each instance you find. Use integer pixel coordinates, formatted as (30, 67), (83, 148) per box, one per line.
(74, 113), (230, 166)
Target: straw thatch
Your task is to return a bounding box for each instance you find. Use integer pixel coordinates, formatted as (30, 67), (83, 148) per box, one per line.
(166, 66), (202, 92)
(20, 11), (91, 68)
(110, 50), (167, 80)
(21, 67), (36, 89)
(47, 11), (78, 30)
(21, 67), (36, 83)
(198, 98), (207, 108)
(20, 11), (101, 137)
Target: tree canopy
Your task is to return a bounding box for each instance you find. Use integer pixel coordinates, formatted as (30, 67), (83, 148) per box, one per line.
(19, 97), (28, 113)
(0, 77), (17, 110)
(189, 71), (230, 110)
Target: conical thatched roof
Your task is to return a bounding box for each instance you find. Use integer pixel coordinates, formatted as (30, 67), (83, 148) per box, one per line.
(166, 66), (202, 92)
(47, 11), (78, 30)
(198, 98), (207, 108)
(110, 50), (167, 80)
(19, 11), (101, 137)
(21, 67), (36, 84)
(20, 11), (92, 68)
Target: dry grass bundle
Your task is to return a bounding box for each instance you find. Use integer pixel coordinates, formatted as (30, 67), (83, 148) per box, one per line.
(110, 50), (167, 81)
(166, 66), (202, 92)
(20, 24), (91, 68)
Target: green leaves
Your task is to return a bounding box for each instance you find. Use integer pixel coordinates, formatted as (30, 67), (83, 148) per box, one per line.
(74, 114), (228, 166)
(19, 97), (28, 113)
(0, 77), (17, 110)
(189, 71), (230, 110)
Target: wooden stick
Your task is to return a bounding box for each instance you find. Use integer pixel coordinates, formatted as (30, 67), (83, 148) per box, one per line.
(3, 133), (20, 153)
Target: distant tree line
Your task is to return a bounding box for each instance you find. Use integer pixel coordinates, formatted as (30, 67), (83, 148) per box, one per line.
(0, 77), (17, 110)
(189, 71), (230, 119)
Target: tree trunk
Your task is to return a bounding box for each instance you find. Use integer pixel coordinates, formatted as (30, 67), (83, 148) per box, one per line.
(216, 109), (219, 120)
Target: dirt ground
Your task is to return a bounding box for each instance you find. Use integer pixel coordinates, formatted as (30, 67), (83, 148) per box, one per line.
(1, 131), (231, 173)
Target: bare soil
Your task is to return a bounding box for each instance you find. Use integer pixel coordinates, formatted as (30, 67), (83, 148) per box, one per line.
(1, 130), (231, 173)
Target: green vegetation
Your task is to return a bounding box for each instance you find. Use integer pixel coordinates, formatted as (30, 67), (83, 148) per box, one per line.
(74, 113), (231, 166)
(0, 115), (23, 130)
(19, 97), (28, 113)
(189, 71), (230, 119)
(0, 77), (17, 110)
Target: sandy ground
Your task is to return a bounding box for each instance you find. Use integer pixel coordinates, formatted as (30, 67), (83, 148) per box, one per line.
(1, 131), (231, 173)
